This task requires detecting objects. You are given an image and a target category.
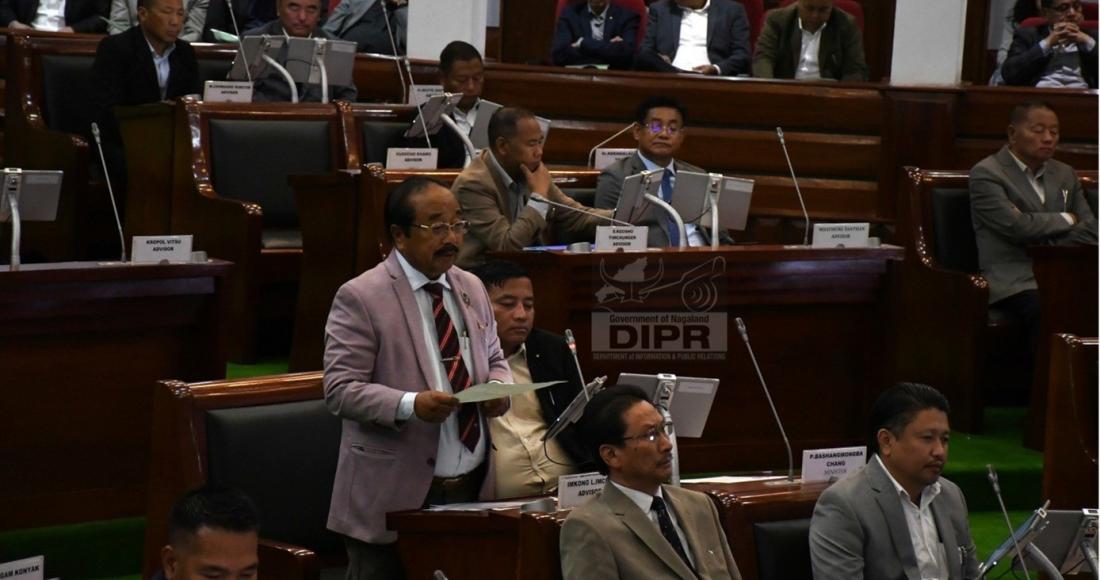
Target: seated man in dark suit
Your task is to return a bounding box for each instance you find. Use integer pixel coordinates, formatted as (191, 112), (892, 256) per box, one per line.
(970, 101), (1096, 362)
(0, 0), (107, 31)
(155, 485), (259, 580)
(595, 96), (731, 247)
(1003, 0), (1098, 88)
(90, 0), (200, 189)
(560, 385), (742, 580)
(635, 0), (751, 76)
(323, 0), (407, 54)
(753, 0), (868, 81)
(810, 383), (979, 580)
(246, 0), (358, 102)
(551, 0), (640, 69)
(469, 260), (589, 498)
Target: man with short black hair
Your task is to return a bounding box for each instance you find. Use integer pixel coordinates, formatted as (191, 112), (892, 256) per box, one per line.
(559, 385), (741, 580)
(752, 0), (868, 81)
(1003, 0), (1098, 88)
(453, 107), (611, 268)
(635, 0), (751, 76)
(809, 383), (980, 580)
(595, 96), (730, 247)
(157, 485), (259, 580)
(324, 176), (511, 579)
(470, 260), (588, 498)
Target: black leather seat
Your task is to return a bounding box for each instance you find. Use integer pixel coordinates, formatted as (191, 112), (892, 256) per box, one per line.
(40, 54), (96, 135)
(753, 519), (812, 580)
(929, 187), (979, 274)
(361, 119), (411, 165)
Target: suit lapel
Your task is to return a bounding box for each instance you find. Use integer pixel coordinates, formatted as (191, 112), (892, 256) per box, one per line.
(604, 484), (697, 580)
(130, 28), (161, 99)
(996, 147), (1046, 212)
(664, 486), (711, 576)
(868, 460), (922, 580)
(669, 5), (683, 55)
(931, 498), (961, 580)
(1042, 166), (1068, 212)
(819, 24), (837, 77)
(385, 254), (437, 390)
(786, 12), (803, 75)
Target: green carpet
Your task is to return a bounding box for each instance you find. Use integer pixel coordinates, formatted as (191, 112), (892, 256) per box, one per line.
(226, 358), (290, 379)
(946, 407), (1044, 512)
(0, 518), (143, 580)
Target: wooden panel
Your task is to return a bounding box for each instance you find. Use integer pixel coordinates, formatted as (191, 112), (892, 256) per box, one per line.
(1042, 335), (1099, 510)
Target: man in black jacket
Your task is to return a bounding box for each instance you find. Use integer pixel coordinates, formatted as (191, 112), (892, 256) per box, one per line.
(470, 260), (590, 498)
(89, 0), (200, 190)
(1003, 0), (1097, 88)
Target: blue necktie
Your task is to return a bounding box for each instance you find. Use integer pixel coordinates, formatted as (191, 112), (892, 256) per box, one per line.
(661, 169), (679, 247)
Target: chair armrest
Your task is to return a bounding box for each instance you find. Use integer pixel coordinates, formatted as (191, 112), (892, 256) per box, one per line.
(259, 538), (321, 580)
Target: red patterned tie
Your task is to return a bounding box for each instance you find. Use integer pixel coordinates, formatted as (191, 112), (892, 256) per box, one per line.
(423, 283), (480, 452)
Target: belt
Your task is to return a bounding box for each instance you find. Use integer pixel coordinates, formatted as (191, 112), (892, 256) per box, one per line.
(431, 471), (478, 491)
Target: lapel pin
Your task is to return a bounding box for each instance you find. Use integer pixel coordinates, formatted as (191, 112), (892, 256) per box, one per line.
(461, 291), (471, 306)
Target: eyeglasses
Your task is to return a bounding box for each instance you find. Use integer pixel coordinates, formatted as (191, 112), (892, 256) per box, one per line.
(622, 421), (675, 444)
(412, 220), (470, 237)
(1050, 1), (1082, 13)
(645, 122), (683, 136)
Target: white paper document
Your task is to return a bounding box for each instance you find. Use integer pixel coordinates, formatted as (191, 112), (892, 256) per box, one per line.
(426, 500), (536, 511)
(454, 381), (562, 403)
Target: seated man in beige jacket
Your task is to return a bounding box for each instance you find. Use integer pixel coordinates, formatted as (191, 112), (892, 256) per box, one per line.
(452, 106), (612, 268)
(560, 386), (741, 580)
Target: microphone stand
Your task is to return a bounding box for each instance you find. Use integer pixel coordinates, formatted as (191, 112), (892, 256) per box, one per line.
(564, 329), (588, 397)
(3, 169), (23, 270)
(90, 122), (128, 263)
(587, 122), (636, 168)
(643, 192), (688, 249)
(776, 127), (810, 245)
(440, 114), (478, 160)
(380, 0), (408, 104)
(737, 317), (796, 484)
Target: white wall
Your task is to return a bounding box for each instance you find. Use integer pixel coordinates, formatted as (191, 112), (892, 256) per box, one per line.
(407, 0), (488, 60)
(890, 0), (969, 85)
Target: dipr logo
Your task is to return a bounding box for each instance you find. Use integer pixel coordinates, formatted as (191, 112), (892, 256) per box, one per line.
(591, 256), (727, 361)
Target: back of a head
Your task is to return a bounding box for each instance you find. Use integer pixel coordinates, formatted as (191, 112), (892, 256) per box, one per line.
(578, 385), (651, 476)
(469, 259), (530, 290)
(867, 382), (950, 454)
(439, 40), (483, 74)
(168, 485), (260, 547)
(487, 106), (536, 151)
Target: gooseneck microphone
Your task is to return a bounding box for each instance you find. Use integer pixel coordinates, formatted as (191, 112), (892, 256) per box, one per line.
(529, 192), (633, 227)
(380, 0), (408, 105)
(776, 127), (810, 245)
(987, 464), (1031, 578)
(90, 123), (127, 262)
(564, 329), (588, 399)
(737, 317), (794, 482)
(587, 122), (636, 168)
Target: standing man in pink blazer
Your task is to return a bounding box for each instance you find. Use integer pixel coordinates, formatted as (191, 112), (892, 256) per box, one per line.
(323, 176), (513, 580)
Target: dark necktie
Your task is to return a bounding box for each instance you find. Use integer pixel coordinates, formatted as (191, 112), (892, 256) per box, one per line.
(651, 495), (694, 574)
(660, 169), (680, 247)
(423, 282), (479, 451)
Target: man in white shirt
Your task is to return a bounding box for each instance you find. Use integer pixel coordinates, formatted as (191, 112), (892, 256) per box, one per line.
(752, 0), (868, 81)
(636, 0), (751, 76)
(809, 383), (980, 580)
(560, 385), (742, 580)
(1003, 0), (1098, 88)
(0, 0), (108, 32)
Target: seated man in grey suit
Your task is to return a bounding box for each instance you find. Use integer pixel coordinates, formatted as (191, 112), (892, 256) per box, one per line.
(560, 385), (741, 580)
(810, 383), (980, 580)
(595, 96), (731, 247)
(635, 0), (751, 76)
(970, 101), (1097, 355)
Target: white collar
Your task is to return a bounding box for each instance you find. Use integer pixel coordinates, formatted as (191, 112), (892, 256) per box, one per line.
(798, 17), (827, 37)
(143, 34), (176, 59)
(1007, 148), (1046, 178)
(874, 454), (942, 509)
(679, 0), (709, 15)
(395, 249), (451, 293)
(637, 151), (676, 174)
(610, 479), (666, 513)
(588, 3), (608, 18)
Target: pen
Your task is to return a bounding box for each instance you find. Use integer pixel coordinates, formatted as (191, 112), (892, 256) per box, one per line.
(1062, 188), (1069, 210)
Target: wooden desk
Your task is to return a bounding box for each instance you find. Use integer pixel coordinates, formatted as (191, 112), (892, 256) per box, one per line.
(388, 478), (827, 580)
(1042, 334), (1098, 510)
(1025, 245), (1099, 449)
(500, 246), (903, 471)
(0, 260), (231, 530)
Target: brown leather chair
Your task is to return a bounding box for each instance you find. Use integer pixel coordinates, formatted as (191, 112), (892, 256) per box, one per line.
(144, 372), (346, 580)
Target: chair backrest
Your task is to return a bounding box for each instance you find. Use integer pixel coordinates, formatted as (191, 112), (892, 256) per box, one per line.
(40, 54), (96, 135)
(554, 0), (649, 49)
(929, 186), (979, 273)
(735, 0), (765, 47)
(196, 57), (232, 85)
(753, 518), (812, 580)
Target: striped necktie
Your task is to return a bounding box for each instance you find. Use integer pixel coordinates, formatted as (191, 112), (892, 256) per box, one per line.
(423, 282), (479, 451)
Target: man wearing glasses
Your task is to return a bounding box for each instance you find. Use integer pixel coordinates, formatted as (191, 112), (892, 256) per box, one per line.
(453, 106), (613, 268)
(595, 96), (731, 247)
(1003, 0), (1097, 88)
(560, 386), (742, 580)
(323, 176), (512, 580)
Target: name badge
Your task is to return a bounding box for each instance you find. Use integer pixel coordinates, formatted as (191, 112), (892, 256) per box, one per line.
(558, 471), (607, 509)
(594, 148), (635, 170)
(811, 222), (870, 248)
(409, 85), (444, 106)
(0, 556), (44, 580)
(801, 446), (867, 483)
(386, 148), (438, 169)
(203, 80), (253, 103)
(132, 235), (194, 263)
(595, 225), (647, 251)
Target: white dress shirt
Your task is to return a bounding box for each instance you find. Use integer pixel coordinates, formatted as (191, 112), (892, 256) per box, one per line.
(393, 251), (486, 478)
(795, 19), (826, 80)
(671, 1), (716, 73)
(1006, 149), (1075, 225)
(637, 151), (706, 246)
(31, 0), (66, 30)
(875, 455), (949, 580)
(146, 37), (176, 99)
(610, 480), (697, 568)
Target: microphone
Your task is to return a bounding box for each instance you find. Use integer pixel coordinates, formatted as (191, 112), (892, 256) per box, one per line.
(223, 0), (252, 83)
(587, 122), (636, 168)
(529, 192), (633, 227)
(90, 122), (128, 262)
(379, 0), (408, 105)
(736, 317), (793, 483)
(987, 464), (1031, 578)
(433, 571), (449, 580)
(564, 329), (588, 399)
(775, 127), (810, 246)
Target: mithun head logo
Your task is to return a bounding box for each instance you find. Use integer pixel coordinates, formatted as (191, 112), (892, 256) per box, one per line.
(596, 256), (726, 312)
